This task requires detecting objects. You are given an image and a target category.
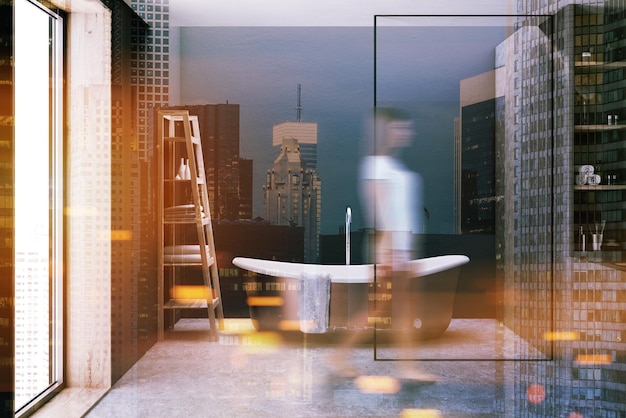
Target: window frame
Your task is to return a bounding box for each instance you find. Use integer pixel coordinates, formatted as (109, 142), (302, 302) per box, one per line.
(13, 1), (65, 415)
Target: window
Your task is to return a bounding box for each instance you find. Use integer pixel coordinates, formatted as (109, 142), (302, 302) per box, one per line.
(14, 0), (64, 414)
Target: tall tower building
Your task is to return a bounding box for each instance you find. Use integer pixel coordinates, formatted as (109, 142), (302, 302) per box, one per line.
(457, 70), (498, 234)
(264, 137), (321, 262)
(108, 0), (153, 382)
(493, 3), (626, 416)
(266, 86), (321, 262)
(272, 122), (318, 169)
(272, 85), (318, 170)
(130, 0), (170, 159)
(238, 157), (254, 220)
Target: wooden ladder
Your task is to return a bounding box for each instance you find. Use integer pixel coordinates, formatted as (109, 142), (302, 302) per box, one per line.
(157, 109), (224, 341)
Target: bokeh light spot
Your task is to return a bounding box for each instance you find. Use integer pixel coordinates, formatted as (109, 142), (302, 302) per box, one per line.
(527, 383), (545, 404)
(354, 375), (401, 394)
(543, 331), (579, 341)
(400, 409), (442, 418)
(575, 353), (612, 366)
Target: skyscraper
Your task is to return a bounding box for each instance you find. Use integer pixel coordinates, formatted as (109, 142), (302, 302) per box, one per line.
(272, 121), (318, 170)
(457, 70), (498, 235)
(494, 3), (626, 416)
(263, 137), (321, 262)
(265, 85), (321, 262)
(238, 157), (254, 220)
(272, 85), (318, 170)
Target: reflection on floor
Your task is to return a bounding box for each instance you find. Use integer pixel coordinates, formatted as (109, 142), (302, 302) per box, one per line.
(85, 318), (538, 417)
(374, 318), (544, 361)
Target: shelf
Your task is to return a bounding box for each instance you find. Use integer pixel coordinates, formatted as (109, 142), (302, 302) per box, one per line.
(574, 185), (626, 191)
(157, 110), (224, 341)
(573, 250), (624, 264)
(163, 204), (209, 224)
(164, 178), (205, 185)
(164, 297), (221, 310)
(574, 124), (626, 132)
(163, 217), (209, 225)
(164, 256), (215, 267)
(575, 60), (626, 71)
(165, 136), (201, 145)
(164, 136), (186, 142)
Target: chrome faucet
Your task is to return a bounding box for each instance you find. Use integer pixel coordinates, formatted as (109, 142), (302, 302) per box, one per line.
(345, 207), (351, 265)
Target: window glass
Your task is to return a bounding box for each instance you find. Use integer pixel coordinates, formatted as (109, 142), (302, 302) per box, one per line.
(14, 0), (63, 413)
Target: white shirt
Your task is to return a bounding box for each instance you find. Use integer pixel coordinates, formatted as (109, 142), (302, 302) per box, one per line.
(359, 155), (423, 252)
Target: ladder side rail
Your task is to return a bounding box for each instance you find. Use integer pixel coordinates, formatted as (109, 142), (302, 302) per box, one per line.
(184, 115), (221, 337)
(190, 117), (224, 329)
(195, 147), (224, 325)
(183, 115), (210, 277)
(156, 110), (166, 341)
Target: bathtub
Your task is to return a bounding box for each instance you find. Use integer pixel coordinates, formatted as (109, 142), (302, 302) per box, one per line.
(233, 255), (469, 338)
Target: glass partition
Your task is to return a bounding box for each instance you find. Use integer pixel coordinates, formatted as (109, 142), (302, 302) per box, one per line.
(374, 15), (554, 360)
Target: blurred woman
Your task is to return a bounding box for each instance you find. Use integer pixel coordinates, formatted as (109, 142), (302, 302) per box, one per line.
(331, 107), (435, 382)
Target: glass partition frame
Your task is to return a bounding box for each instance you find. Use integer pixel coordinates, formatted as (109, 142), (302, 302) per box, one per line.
(373, 14), (555, 361)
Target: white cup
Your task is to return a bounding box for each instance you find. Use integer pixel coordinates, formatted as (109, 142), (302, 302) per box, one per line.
(592, 233), (603, 251)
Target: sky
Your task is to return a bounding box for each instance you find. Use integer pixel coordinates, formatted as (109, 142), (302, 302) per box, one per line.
(169, 0), (514, 27)
(171, 11), (511, 234)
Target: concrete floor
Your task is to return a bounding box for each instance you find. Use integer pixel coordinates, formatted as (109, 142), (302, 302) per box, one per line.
(84, 318), (539, 417)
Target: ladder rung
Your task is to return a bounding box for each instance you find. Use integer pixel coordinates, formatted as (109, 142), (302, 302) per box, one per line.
(164, 136), (186, 142)
(162, 217), (209, 225)
(166, 177), (205, 185)
(163, 245), (212, 264)
(163, 256), (215, 267)
(164, 178), (193, 183)
(164, 298), (220, 310)
(161, 112), (188, 120)
(163, 219), (198, 224)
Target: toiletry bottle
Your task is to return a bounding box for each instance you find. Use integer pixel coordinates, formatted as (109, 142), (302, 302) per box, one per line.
(178, 157), (186, 179)
(580, 225), (586, 252)
(185, 158), (191, 180)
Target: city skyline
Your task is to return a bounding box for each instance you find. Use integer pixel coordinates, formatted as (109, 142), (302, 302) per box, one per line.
(175, 25), (507, 234)
(8, 1), (626, 417)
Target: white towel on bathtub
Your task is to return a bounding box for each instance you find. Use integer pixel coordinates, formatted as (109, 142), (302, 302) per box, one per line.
(298, 273), (331, 334)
